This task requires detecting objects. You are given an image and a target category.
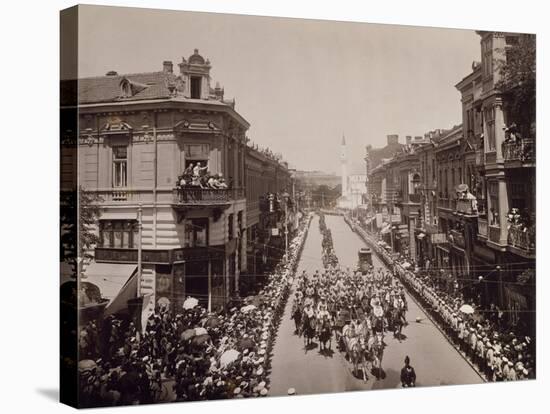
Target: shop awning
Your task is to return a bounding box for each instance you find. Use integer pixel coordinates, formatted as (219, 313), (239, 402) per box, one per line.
(82, 262), (137, 305)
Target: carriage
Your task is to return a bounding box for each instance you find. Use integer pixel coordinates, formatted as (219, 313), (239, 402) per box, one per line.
(357, 248), (373, 274)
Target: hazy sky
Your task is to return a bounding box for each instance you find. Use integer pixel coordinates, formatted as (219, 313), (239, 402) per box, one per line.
(79, 5), (481, 174)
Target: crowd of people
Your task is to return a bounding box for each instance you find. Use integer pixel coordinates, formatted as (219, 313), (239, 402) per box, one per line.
(77, 214), (313, 407)
(176, 162), (229, 190)
(288, 213), (409, 382)
(348, 216), (535, 382)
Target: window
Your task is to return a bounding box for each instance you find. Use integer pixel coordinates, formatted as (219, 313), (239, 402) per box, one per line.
(484, 107), (496, 151)
(184, 218), (208, 247)
(183, 143), (210, 172)
(482, 38), (493, 78)
(100, 220), (138, 248)
(191, 76), (202, 99)
(112, 146), (128, 188)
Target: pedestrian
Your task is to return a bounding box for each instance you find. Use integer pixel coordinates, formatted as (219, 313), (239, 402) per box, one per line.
(400, 356), (416, 387)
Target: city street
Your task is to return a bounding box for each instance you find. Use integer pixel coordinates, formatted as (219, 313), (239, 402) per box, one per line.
(269, 214), (482, 397)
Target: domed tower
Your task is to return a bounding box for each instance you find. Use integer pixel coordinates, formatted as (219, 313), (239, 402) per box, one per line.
(178, 49), (212, 99)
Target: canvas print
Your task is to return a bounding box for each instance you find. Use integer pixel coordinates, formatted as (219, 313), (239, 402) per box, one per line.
(60, 5), (536, 408)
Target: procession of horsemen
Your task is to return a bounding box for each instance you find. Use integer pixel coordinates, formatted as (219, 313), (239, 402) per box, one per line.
(290, 214), (409, 382)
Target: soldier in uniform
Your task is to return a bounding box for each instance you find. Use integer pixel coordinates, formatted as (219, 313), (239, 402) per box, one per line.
(400, 356), (416, 387)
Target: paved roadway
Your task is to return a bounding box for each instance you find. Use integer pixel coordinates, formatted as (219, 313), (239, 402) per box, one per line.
(269, 214), (482, 397)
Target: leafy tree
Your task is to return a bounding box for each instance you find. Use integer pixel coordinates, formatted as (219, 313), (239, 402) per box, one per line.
(496, 34), (536, 137)
(60, 186), (103, 277)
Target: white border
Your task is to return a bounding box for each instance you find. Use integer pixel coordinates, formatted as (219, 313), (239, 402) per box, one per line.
(0, 1), (546, 413)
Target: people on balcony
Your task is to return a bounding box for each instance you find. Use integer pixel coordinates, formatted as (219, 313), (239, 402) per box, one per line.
(507, 208), (535, 249)
(176, 163), (231, 191)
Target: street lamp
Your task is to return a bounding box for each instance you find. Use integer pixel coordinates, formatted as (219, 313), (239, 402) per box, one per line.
(282, 191), (290, 259)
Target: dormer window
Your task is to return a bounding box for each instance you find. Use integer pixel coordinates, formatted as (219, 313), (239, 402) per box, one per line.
(191, 76), (202, 99)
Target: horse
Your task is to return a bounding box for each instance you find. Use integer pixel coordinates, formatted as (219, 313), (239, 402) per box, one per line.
(291, 302), (302, 336)
(391, 307), (406, 341)
(370, 332), (386, 380)
(348, 336), (369, 382)
(302, 312), (317, 348)
(317, 316), (332, 352)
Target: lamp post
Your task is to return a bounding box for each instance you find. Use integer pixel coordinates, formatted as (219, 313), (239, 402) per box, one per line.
(282, 191), (290, 258)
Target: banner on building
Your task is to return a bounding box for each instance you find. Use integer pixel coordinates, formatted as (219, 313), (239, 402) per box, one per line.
(271, 228), (280, 236)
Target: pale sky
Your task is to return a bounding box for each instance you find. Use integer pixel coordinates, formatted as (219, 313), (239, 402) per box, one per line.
(78, 5), (481, 175)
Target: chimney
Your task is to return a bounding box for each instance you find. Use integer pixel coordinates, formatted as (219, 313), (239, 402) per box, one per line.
(406, 136), (412, 145)
(387, 134), (399, 146)
(163, 60), (173, 73)
(105, 70), (118, 76)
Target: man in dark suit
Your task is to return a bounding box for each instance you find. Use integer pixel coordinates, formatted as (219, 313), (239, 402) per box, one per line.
(400, 356), (416, 387)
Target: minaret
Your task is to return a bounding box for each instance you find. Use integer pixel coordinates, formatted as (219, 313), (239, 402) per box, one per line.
(340, 134), (348, 198)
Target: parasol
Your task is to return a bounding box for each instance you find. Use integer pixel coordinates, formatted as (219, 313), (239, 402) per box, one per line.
(181, 328), (196, 341)
(194, 327), (208, 336)
(241, 304), (256, 313)
(183, 297), (199, 310)
(78, 359), (97, 373)
(220, 349), (240, 367)
(191, 333), (211, 347)
(459, 304), (475, 315)
(401, 262), (411, 269)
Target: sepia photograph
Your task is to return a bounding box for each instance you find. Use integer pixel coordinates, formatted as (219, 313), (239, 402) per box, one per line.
(59, 4), (536, 408)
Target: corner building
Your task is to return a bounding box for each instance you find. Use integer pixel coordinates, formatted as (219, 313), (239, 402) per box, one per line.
(64, 50), (251, 314)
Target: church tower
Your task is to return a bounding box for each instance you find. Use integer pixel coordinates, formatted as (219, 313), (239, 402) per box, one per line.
(340, 134), (348, 198)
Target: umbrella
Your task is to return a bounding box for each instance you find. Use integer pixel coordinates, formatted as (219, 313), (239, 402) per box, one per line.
(238, 337), (255, 351)
(401, 262), (411, 269)
(194, 327), (208, 336)
(220, 349), (240, 367)
(78, 360), (97, 373)
(241, 304), (256, 313)
(206, 316), (221, 328)
(191, 333), (211, 347)
(460, 304), (475, 315)
(183, 297), (199, 310)
(181, 328), (196, 341)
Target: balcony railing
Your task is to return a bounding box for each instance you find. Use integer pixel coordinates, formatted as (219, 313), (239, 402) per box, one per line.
(508, 225), (536, 252)
(173, 187), (244, 205)
(455, 199), (478, 215)
(408, 193), (421, 204)
(450, 229), (466, 249)
(502, 138), (535, 164)
(438, 197), (456, 211)
(477, 218), (488, 238)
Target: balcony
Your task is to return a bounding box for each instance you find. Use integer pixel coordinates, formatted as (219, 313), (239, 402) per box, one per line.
(455, 199), (477, 215)
(488, 225), (507, 246)
(508, 225), (536, 254)
(95, 245), (226, 264)
(172, 187), (244, 206)
(438, 197), (456, 211)
(477, 218), (488, 239)
(408, 193), (421, 204)
(450, 229), (466, 249)
(502, 138), (536, 166)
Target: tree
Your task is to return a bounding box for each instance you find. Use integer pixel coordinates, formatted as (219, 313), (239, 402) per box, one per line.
(60, 186), (103, 277)
(496, 34), (536, 137)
